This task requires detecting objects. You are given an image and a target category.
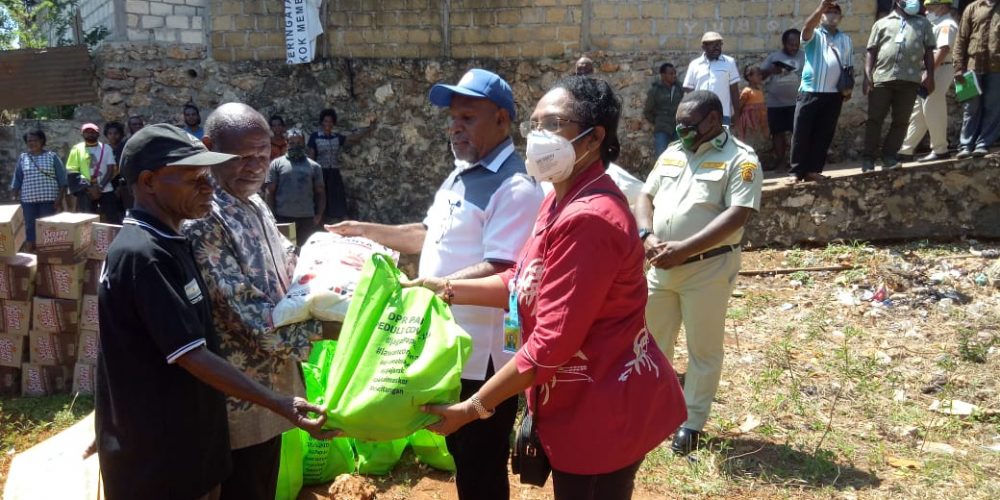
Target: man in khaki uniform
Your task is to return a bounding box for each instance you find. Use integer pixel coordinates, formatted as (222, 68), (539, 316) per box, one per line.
(636, 90), (762, 455)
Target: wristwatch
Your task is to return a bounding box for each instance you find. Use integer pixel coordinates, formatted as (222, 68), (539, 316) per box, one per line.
(638, 228), (653, 241)
(468, 394), (495, 419)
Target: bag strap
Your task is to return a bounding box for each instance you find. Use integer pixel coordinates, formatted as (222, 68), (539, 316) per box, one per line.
(828, 39), (848, 69)
(25, 153), (56, 180)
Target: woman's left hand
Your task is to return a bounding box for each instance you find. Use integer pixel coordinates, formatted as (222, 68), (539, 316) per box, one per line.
(422, 401), (477, 436)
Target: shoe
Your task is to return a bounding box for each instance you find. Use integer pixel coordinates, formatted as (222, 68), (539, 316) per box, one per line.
(956, 149), (973, 160)
(918, 152), (949, 162)
(972, 148), (989, 157)
(670, 427), (705, 455)
(882, 155), (901, 170)
(861, 159), (875, 173)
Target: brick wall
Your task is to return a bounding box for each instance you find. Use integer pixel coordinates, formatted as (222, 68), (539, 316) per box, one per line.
(209, 0), (873, 62)
(126, 0), (207, 45)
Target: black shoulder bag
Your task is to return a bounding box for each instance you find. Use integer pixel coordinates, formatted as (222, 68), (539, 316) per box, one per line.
(829, 42), (855, 95)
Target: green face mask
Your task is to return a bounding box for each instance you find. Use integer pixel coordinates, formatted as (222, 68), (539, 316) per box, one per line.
(676, 127), (699, 150)
(675, 114), (709, 151)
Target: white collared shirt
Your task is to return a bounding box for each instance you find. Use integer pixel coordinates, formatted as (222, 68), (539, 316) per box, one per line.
(683, 54), (741, 117)
(419, 139), (544, 380)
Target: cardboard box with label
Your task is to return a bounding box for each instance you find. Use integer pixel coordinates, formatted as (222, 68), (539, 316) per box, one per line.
(21, 363), (51, 396)
(0, 205), (26, 258)
(1, 299), (31, 336)
(82, 259), (103, 295)
(0, 333), (27, 368)
(72, 362), (96, 395)
(36, 261), (85, 301)
(32, 297), (79, 333)
(0, 365), (19, 396)
(87, 223), (122, 260)
(35, 213), (99, 263)
(0, 253), (36, 301)
(29, 331), (77, 366)
(76, 329), (99, 364)
(79, 294), (99, 331)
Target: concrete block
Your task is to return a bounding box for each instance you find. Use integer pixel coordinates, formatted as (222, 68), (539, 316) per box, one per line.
(165, 15), (190, 29)
(218, 1), (242, 15)
(153, 29), (178, 42)
(173, 5), (198, 16)
(126, 0), (149, 15)
(126, 28), (151, 41)
(211, 15), (232, 31)
(191, 16), (203, 30)
(127, 14), (139, 28)
(180, 29), (203, 45)
(140, 15), (164, 29)
(150, 2), (172, 16)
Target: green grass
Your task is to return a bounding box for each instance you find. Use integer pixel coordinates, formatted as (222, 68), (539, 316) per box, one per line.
(0, 394), (94, 486)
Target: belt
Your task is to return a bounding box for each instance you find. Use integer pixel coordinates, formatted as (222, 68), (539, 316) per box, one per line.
(681, 244), (738, 265)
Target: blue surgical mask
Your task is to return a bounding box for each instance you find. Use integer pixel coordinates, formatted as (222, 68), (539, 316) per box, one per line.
(903, 0), (921, 16)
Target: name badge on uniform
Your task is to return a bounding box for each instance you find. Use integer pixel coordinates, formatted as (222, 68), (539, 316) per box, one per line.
(503, 289), (521, 353)
(184, 279), (204, 304)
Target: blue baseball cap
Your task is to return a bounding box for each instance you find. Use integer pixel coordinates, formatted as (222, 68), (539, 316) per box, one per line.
(428, 68), (517, 121)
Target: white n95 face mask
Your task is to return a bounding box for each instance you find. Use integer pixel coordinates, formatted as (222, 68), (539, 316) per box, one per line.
(524, 128), (593, 184)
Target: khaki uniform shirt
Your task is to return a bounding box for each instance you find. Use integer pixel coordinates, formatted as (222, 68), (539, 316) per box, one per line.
(955, 0), (1000, 73)
(642, 129), (762, 249)
(868, 11), (936, 84)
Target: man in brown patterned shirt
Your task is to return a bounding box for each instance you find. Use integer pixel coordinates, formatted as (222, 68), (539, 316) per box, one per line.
(954, 0), (1000, 158)
(184, 103), (323, 500)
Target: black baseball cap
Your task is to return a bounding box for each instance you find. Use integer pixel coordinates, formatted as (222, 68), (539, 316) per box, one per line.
(121, 123), (236, 184)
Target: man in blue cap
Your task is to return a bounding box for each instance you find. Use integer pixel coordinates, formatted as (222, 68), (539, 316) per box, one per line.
(329, 68), (543, 499)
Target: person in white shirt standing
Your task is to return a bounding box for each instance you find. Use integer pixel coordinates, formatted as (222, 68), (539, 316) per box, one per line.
(683, 32), (742, 126)
(328, 68), (543, 500)
(899, 0), (960, 162)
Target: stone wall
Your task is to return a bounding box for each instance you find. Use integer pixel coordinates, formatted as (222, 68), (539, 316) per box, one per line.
(745, 157), (1000, 248)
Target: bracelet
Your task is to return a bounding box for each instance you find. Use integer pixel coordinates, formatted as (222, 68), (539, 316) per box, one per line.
(468, 394), (495, 420)
(442, 280), (455, 305)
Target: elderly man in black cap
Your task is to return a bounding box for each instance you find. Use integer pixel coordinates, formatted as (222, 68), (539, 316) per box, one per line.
(96, 124), (332, 500)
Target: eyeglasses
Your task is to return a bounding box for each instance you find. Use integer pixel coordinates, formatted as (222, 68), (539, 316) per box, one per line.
(519, 116), (587, 137)
(675, 115), (709, 136)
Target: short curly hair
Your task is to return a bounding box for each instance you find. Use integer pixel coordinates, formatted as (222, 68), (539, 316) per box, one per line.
(550, 75), (622, 165)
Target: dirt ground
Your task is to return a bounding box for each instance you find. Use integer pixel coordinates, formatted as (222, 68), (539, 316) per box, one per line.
(3, 242), (999, 499)
(303, 241), (1000, 499)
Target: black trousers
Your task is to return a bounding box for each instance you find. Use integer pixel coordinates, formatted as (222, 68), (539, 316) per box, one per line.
(551, 459), (644, 500)
(322, 168), (348, 222)
(789, 92), (843, 178)
(220, 436), (282, 500)
(445, 362), (519, 500)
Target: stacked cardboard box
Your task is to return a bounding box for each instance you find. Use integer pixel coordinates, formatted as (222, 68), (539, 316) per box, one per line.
(0, 205), (30, 395)
(73, 222), (119, 395)
(17, 212), (97, 396)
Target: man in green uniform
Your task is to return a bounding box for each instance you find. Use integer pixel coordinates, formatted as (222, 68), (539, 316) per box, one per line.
(636, 91), (763, 455)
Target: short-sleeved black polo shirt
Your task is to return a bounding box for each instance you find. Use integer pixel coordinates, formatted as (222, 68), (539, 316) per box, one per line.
(95, 209), (231, 499)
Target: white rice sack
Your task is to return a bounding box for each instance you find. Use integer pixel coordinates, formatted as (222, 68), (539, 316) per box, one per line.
(272, 232), (400, 327)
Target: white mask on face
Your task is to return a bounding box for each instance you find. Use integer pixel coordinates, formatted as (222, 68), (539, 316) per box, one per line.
(821, 13), (841, 27)
(926, 11), (940, 22)
(524, 128), (594, 184)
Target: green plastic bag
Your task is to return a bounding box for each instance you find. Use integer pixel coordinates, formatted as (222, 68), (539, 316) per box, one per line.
(274, 430), (304, 500)
(321, 254), (472, 440)
(352, 438), (409, 475)
(408, 429), (456, 472)
(300, 340), (356, 485)
(301, 430), (355, 485)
